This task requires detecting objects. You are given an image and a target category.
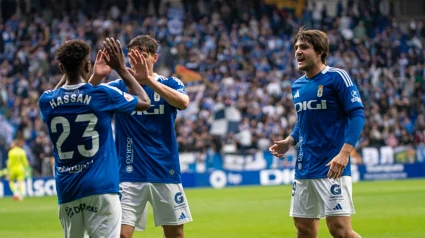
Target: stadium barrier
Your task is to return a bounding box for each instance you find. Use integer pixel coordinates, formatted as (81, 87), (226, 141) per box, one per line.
(1, 146), (425, 197)
(1, 162), (425, 197)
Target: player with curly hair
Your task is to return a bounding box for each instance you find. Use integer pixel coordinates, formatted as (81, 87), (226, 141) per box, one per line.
(39, 39), (151, 238)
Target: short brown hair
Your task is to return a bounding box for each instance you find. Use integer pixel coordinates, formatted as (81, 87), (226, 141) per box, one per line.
(294, 27), (329, 64)
(56, 40), (90, 73)
(127, 35), (159, 55)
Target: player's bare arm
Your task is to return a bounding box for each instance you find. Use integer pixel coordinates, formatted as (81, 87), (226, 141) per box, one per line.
(128, 50), (189, 110)
(148, 79), (189, 110)
(103, 37), (151, 111)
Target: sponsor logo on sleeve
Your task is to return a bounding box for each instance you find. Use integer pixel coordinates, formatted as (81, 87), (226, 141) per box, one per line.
(123, 92), (134, 101)
(351, 90), (362, 103)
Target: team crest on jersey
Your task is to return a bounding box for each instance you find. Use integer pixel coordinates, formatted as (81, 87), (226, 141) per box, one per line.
(154, 92), (161, 102)
(123, 92), (134, 101)
(317, 85), (323, 97)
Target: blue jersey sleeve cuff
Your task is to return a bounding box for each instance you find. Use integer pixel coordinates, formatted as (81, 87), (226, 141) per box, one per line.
(290, 133), (299, 145)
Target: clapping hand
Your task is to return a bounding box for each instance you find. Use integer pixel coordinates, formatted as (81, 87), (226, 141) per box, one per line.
(127, 49), (154, 85)
(93, 49), (112, 78)
(102, 37), (126, 71)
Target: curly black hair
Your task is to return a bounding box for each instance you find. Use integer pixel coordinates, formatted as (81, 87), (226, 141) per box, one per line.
(56, 40), (90, 73)
(128, 35), (159, 55)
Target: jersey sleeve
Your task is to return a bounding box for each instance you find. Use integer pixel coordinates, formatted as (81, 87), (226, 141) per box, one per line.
(167, 77), (188, 95)
(98, 84), (139, 114)
(106, 79), (128, 92)
(290, 119), (300, 145)
(38, 92), (50, 122)
(333, 70), (364, 113)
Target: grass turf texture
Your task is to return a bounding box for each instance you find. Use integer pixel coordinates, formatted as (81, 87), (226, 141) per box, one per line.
(0, 179), (424, 238)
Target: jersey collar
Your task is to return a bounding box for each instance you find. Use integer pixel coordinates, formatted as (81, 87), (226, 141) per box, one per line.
(61, 83), (87, 90)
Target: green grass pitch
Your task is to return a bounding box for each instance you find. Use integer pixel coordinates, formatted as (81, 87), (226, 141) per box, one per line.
(1, 179), (425, 238)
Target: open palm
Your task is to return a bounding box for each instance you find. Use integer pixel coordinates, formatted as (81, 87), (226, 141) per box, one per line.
(93, 49), (112, 78)
(128, 49), (154, 85)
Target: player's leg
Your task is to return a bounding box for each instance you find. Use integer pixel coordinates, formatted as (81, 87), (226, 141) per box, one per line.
(83, 193), (122, 238)
(16, 172), (25, 200)
(290, 179), (321, 238)
(8, 170), (19, 200)
(120, 182), (150, 238)
(149, 183), (192, 238)
(163, 224), (184, 238)
(313, 176), (361, 238)
(58, 199), (87, 238)
(326, 216), (361, 238)
(121, 206), (148, 238)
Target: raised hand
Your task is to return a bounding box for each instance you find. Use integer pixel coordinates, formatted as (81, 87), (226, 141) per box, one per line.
(102, 37), (126, 71)
(127, 49), (155, 85)
(93, 49), (112, 78)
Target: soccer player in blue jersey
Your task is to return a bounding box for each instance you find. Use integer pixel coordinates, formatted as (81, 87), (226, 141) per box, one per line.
(269, 28), (365, 238)
(89, 35), (192, 238)
(39, 39), (151, 238)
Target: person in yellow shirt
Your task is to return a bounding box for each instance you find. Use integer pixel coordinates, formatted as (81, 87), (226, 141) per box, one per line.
(7, 139), (29, 201)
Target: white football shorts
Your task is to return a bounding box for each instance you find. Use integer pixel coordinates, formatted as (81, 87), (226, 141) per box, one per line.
(120, 182), (192, 230)
(58, 193), (121, 238)
(290, 176), (355, 218)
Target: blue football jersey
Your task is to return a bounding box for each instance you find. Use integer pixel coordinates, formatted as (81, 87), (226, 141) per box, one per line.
(291, 66), (364, 179)
(108, 74), (187, 183)
(38, 83), (138, 204)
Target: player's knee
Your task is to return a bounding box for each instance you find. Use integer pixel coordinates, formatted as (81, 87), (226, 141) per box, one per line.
(294, 220), (317, 237)
(120, 233), (131, 238)
(162, 225), (184, 238)
(327, 223), (351, 238)
(120, 229), (133, 238)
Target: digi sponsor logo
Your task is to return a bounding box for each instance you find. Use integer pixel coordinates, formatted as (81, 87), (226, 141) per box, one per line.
(65, 203), (98, 218)
(294, 100), (327, 112)
(351, 90), (362, 103)
(330, 184), (342, 195)
(131, 104), (165, 115)
(174, 192), (184, 204)
(260, 169), (295, 186)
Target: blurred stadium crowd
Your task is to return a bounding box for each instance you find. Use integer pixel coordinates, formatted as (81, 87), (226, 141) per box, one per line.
(0, 0), (424, 176)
